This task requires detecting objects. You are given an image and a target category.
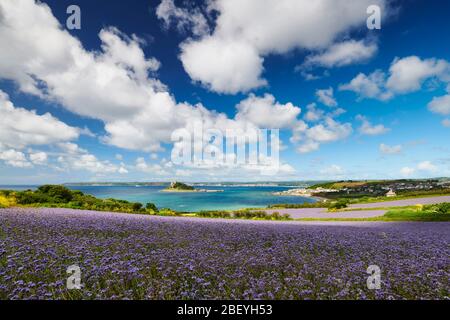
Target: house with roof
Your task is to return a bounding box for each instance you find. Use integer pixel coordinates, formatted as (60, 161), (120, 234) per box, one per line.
(386, 189), (396, 197)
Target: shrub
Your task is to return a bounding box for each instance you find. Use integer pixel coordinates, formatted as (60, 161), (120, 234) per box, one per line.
(282, 213), (290, 220)
(158, 208), (178, 216)
(146, 203), (158, 212)
(132, 202), (143, 211)
(328, 199), (348, 210)
(424, 203), (450, 214)
(0, 194), (16, 207)
(270, 212), (280, 220)
(0, 190), (13, 196)
(268, 202), (328, 209)
(37, 185), (73, 202)
(197, 211), (231, 218)
(16, 191), (52, 204)
(232, 210), (290, 220)
(7, 185), (152, 214)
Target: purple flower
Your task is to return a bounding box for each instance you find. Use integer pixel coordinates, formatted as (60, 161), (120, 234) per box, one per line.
(0, 207), (448, 300)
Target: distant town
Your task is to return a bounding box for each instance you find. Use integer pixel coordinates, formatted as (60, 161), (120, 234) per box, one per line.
(274, 178), (450, 199)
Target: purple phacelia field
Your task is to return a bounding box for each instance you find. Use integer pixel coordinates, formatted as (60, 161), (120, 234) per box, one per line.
(0, 208), (448, 300)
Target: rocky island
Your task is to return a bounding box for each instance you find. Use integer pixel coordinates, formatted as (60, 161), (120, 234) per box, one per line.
(162, 182), (223, 193)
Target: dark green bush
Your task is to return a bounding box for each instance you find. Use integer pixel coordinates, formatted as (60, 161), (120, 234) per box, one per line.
(271, 211), (280, 219)
(423, 202), (450, 214)
(268, 202), (329, 209)
(37, 185), (73, 202)
(0, 190), (13, 196)
(169, 182), (194, 190)
(146, 203), (158, 212)
(16, 191), (53, 204)
(197, 211), (231, 218)
(10, 184), (157, 215)
(328, 199), (348, 210)
(232, 210), (290, 220)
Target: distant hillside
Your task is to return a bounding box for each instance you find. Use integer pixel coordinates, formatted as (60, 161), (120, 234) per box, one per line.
(309, 179), (450, 190)
(64, 182), (169, 186)
(308, 178), (450, 199)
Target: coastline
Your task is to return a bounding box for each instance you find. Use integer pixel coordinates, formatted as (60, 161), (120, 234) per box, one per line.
(161, 188), (224, 193)
(272, 188), (328, 202)
(161, 189), (197, 193)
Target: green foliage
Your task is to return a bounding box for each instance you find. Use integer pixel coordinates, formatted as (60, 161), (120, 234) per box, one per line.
(397, 189), (450, 197)
(15, 190), (54, 204)
(233, 209), (290, 220)
(158, 208), (179, 216)
(0, 190), (13, 196)
(383, 209), (450, 222)
(270, 199), (345, 210)
(146, 202), (159, 212)
(168, 182), (194, 190)
(308, 181), (339, 189)
(309, 179), (450, 200)
(10, 185), (157, 214)
(197, 211), (231, 218)
(196, 209), (290, 220)
(423, 202), (450, 214)
(328, 199), (349, 210)
(37, 185), (73, 202)
(268, 202), (329, 209)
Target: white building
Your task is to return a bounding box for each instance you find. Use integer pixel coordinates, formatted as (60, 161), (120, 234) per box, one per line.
(386, 189), (396, 197)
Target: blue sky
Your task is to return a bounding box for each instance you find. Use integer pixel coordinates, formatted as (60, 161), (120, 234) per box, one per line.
(1, 0), (450, 183)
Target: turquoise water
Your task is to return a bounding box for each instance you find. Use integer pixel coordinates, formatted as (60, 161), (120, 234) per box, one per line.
(0, 185), (315, 212)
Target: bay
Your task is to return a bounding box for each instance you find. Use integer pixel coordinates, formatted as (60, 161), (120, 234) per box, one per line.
(0, 184), (315, 212)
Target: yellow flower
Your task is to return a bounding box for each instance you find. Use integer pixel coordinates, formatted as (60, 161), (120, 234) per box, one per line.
(0, 195), (16, 207)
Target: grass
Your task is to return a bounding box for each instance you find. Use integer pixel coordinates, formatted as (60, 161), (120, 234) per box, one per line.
(382, 209), (450, 221)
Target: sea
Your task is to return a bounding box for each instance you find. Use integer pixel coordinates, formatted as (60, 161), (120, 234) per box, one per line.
(0, 184), (316, 212)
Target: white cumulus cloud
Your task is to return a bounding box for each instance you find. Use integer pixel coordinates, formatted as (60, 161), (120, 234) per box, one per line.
(0, 149), (32, 168)
(156, 0), (210, 37)
(356, 115), (389, 136)
(235, 94), (301, 128)
(316, 87), (338, 107)
(386, 56), (450, 94)
(341, 56), (450, 101)
(177, 0), (387, 93)
(0, 90), (80, 149)
(428, 94), (450, 115)
(303, 40), (377, 68)
(293, 117), (352, 153)
(29, 151), (48, 165)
